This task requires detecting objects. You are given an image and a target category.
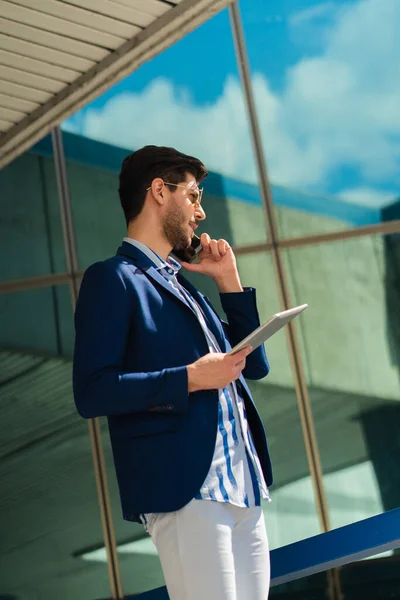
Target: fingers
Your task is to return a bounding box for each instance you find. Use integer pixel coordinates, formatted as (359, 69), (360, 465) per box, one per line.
(228, 346), (252, 380)
(231, 346), (253, 363)
(200, 233), (211, 253)
(200, 233), (231, 260)
(218, 239), (230, 256)
(236, 359), (246, 371)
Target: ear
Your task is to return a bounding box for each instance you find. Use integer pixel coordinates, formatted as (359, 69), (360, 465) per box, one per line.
(149, 178), (166, 206)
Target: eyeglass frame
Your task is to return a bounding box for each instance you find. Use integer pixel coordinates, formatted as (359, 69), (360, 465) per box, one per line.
(146, 180), (203, 206)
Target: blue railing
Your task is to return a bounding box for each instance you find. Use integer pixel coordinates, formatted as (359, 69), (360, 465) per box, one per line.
(130, 508), (400, 598)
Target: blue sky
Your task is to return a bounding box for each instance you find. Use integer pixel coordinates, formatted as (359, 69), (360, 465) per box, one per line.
(64, 0), (400, 211)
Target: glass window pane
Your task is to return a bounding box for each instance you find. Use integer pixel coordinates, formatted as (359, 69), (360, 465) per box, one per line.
(271, 571), (331, 599)
(0, 136), (67, 280)
(240, 0), (400, 237)
(101, 427), (165, 594)
(0, 285), (74, 356)
(236, 252), (321, 548)
(62, 7), (269, 273)
(0, 286), (112, 600)
(341, 556), (400, 599)
(283, 232), (400, 527)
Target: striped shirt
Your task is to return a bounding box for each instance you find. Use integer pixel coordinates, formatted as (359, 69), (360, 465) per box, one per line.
(123, 238), (270, 515)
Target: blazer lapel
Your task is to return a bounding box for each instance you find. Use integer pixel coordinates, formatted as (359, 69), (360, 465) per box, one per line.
(146, 265), (189, 308)
(116, 242), (226, 348)
(116, 242), (199, 317)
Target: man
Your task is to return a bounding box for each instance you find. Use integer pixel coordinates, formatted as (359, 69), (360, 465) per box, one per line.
(73, 145), (273, 600)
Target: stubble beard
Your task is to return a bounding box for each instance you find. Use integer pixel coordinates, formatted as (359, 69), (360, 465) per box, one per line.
(163, 203), (191, 251)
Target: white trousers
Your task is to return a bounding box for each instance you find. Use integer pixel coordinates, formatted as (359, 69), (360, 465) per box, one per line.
(147, 499), (270, 600)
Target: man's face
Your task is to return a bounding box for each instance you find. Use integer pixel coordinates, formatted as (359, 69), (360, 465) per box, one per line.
(162, 174), (206, 250)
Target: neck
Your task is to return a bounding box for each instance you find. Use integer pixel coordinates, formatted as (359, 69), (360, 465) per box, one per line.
(126, 217), (172, 261)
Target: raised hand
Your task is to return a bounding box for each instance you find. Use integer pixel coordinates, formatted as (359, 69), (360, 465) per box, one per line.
(181, 233), (243, 293)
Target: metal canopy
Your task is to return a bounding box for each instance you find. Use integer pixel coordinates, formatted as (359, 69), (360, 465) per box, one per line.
(0, 0), (228, 169)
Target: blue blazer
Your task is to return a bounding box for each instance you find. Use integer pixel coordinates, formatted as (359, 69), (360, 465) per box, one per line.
(73, 241), (273, 522)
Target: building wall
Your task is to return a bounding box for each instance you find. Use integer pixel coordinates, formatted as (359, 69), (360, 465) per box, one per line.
(1, 141), (399, 600)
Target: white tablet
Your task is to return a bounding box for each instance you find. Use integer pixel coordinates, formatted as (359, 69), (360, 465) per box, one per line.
(227, 304), (308, 356)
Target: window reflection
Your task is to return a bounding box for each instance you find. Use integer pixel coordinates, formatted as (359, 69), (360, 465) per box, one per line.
(0, 137), (66, 281)
(270, 571), (330, 599)
(0, 286), (111, 600)
(240, 0), (400, 236)
(283, 233), (400, 526)
(236, 252), (321, 549)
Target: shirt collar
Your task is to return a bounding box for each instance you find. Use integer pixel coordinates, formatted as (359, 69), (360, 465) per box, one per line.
(123, 237), (181, 276)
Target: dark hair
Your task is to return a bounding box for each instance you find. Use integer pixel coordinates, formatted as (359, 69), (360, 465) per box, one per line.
(118, 145), (208, 225)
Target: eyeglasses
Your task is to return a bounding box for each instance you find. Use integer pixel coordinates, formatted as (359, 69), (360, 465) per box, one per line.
(146, 181), (203, 206)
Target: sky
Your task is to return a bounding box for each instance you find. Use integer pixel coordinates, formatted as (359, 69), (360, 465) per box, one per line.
(63, 0), (400, 210)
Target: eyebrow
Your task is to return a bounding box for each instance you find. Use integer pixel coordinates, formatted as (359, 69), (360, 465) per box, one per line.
(190, 188), (202, 202)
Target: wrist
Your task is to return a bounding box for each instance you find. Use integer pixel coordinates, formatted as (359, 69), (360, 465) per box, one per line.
(215, 272), (243, 293)
(187, 364), (198, 393)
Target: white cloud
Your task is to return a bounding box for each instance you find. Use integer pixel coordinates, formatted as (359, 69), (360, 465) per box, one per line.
(76, 77), (259, 184)
(258, 0), (400, 193)
(71, 0), (400, 208)
(288, 2), (339, 26)
(339, 187), (398, 207)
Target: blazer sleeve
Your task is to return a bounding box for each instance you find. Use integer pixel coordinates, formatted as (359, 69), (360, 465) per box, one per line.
(73, 261), (189, 419)
(219, 287), (270, 380)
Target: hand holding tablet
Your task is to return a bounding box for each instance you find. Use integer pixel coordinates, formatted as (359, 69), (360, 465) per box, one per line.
(228, 304), (308, 356)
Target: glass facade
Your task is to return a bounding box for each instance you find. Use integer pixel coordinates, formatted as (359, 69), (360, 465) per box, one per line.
(283, 234), (400, 527)
(0, 147), (66, 280)
(0, 285), (111, 600)
(239, 0), (400, 238)
(271, 572), (330, 599)
(1, 1), (399, 599)
(236, 253), (321, 547)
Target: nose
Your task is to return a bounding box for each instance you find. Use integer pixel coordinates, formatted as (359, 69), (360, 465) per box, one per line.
(195, 203), (206, 221)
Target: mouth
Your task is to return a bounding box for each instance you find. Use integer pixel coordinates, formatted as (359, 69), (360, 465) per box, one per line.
(188, 222), (198, 233)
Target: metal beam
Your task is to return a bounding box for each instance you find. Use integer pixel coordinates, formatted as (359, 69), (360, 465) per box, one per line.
(51, 126), (123, 599)
(274, 219), (400, 249)
(228, 0), (332, 539)
(0, 0), (230, 170)
(232, 219), (400, 255)
(228, 5), (347, 596)
(2, 214), (399, 294)
(0, 272), (72, 294)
